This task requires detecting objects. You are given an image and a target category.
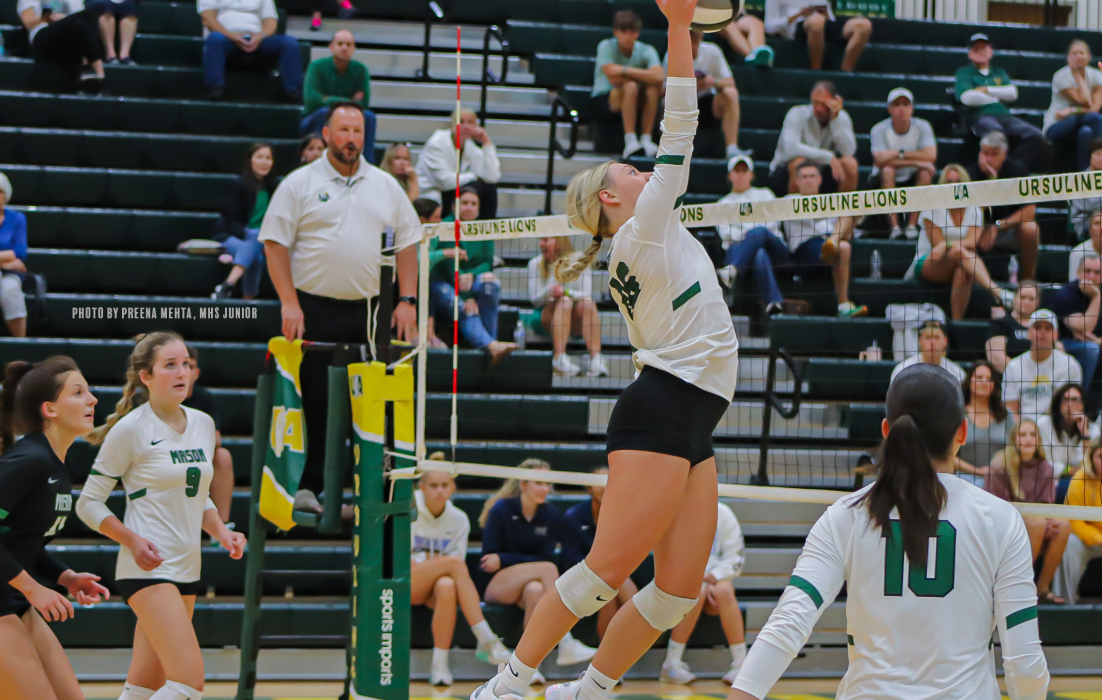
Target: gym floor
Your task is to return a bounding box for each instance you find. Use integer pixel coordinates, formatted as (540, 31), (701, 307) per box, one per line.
(78, 678), (1102, 699)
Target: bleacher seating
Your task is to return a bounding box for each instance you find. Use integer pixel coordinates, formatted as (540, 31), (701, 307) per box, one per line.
(0, 0), (1099, 679)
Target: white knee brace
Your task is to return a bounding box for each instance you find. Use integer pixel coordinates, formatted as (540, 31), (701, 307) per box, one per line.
(149, 681), (203, 700)
(118, 684), (155, 700)
(632, 581), (698, 631)
(555, 560), (619, 618)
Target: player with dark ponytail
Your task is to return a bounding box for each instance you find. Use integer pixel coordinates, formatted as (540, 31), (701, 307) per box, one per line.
(728, 364), (1050, 700)
(0, 357), (109, 700)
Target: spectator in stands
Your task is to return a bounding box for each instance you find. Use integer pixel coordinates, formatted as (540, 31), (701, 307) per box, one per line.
(988, 419), (1071, 604)
(967, 131), (1040, 282)
(890, 320), (966, 383)
(1003, 309), (1083, 423)
(17, 0), (107, 90)
(763, 0), (871, 71)
(716, 155), (787, 316)
(1059, 437), (1102, 604)
(1045, 40), (1102, 172)
(560, 467), (638, 641)
(783, 161), (866, 317)
(768, 81), (858, 196)
(410, 462), (511, 686)
(717, 13), (773, 67)
(300, 30), (376, 161)
(1069, 210), (1102, 281)
(590, 10), (665, 159)
(870, 88), (937, 240)
(663, 30), (749, 160)
(1069, 143), (1102, 240)
(429, 186), (515, 364)
(260, 103), (421, 515)
(298, 132), (325, 165)
(911, 164), (1014, 320)
(305, 0), (354, 32)
(478, 459), (597, 680)
(89, 0), (136, 64)
(198, 0), (303, 102)
(212, 142), (277, 301)
(957, 360), (1010, 488)
(659, 500), (746, 686)
(413, 198), (447, 351)
(0, 172), (28, 338)
(987, 281), (1039, 374)
(528, 236), (606, 378)
(416, 107), (502, 220)
(380, 143), (419, 201)
(1052, 253), (1102, 391)
(1038, 383), (1097, 504)
(182, 343), (234, 522)
(955, 33), (1047, 172)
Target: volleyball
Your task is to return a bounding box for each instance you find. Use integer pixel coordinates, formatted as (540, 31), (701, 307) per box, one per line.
(691, 0), (738, 32)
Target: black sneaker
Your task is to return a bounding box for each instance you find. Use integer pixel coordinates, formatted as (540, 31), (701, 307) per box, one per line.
(119, 57), (136, 66)
(105, 57), (120, 65)
(211, 283), (232, 301)
(79, 69), (105, 94)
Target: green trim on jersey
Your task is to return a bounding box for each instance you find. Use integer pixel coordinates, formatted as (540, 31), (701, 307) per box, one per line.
(789, 574), (823, 608)
(1006, 605), (1038, 629)
(655, 154), (685, 165)
(128, 488), (148, 501)
(0, 506), (8, 520)
(89, 468), (110, 477)
(673, 194), (686, 209)
(671, 281), (702, 311)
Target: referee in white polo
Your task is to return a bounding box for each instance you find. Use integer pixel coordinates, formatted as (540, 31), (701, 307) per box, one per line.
(260, 101), (421, 514)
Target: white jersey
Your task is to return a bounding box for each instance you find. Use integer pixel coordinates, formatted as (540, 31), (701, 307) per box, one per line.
(733, 474), (1049, 700)
(76, 403), (218, 583)
(607, 77), (740, 402)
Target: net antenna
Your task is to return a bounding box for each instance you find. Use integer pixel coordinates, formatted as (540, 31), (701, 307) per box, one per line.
(450, 26), (462, 464)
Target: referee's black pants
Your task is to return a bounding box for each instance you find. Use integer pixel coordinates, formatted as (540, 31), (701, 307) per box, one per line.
(296, 290), (376, 496)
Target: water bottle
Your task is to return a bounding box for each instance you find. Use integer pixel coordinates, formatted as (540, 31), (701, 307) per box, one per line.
(1008, 255), (1019, 286)
(870, 249), (882, 281)
(513, 318), (526, 350)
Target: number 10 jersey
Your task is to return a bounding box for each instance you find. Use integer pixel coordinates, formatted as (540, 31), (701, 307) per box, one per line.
(77, 403), (217, 583)
(733, 473), (1050, 700)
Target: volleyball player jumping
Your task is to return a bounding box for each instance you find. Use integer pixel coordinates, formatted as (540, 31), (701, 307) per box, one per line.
(473, 2), (741, 699)
(729, 364), (1050, 700)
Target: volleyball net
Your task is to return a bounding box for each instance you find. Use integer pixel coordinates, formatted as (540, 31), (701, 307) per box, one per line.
(408, 170), (1102, 521)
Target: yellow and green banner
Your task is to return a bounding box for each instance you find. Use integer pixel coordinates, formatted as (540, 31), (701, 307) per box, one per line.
(258, 337), (306, 531)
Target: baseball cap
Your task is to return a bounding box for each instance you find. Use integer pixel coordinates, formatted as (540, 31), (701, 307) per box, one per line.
(969, 32), (991, 46)
(727, 154), (753, 172)
(1030, 309), (1057, 328)
(886, 87), (914, 106)
(918, 319), (946, 335)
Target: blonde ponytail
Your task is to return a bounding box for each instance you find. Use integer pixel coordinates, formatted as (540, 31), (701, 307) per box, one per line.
(478, 458), (552, 526)
(558, 161), (614, 283)
(86, 331), (185, 445)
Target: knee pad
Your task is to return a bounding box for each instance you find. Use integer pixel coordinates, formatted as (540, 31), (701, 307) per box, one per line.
(555, 560), (618, 619)
(119, 684), (155, 700)
(150, 681), (203, 700)
(632, 581), (698, 631)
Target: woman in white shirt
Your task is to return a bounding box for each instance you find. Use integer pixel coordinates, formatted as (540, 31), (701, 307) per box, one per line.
(76, 333), (246, 700)
(909, 164), (1013, 320)
(1044, 40), (1102, 171)
(1038, 382), (1098, 502)
(416, 107), (501, 220)
(527, 236), (606, 377)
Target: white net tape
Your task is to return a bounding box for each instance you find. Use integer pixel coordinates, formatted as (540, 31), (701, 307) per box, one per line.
(424, 172), (1102, 241)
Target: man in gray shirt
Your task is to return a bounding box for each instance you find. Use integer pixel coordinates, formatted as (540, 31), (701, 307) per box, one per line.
(869, 87), (937, 240)
(768, 81), (858, 196)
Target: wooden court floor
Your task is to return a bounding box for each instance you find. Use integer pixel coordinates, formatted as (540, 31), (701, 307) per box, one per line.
(79, 677), (1102, 699)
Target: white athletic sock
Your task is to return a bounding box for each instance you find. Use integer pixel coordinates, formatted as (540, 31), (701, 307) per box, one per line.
(640, 134), (654, 146)
(560, 630), (576, 646)
(665, 640), (686, 665)
(149, 680), (202, 700)
(118, 684), (155, 700)
(432, 647), (450, 667)
(624, 132), (640, 147)
(471, 619), (496, 645)
(730, 642), (747, 666)
(576, 664), (618, 700)
(494, 654), (537, 696)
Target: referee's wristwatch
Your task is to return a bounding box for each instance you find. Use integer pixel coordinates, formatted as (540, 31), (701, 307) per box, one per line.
(398, 295), (417, 308)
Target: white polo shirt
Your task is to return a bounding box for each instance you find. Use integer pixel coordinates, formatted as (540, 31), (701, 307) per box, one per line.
(259, 154), (422, 300)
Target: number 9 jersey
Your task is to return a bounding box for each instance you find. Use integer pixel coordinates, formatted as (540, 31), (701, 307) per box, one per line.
(733, 473), (1050, 700)
(76, 403), (217, 584)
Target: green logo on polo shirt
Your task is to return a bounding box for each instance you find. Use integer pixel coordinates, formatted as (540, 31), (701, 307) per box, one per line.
(319, 193), (330, 202)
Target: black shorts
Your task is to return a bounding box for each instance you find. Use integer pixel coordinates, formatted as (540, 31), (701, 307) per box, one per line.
(795, 16), (847, 44)
(606, 366), (731, 466)
(115, 579), (203, 603)
(0, 590), (31, 620)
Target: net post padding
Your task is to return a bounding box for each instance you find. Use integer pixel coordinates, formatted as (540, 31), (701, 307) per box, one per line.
(412, 460), (1102, 522)
(422, 172), (1102, 241)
